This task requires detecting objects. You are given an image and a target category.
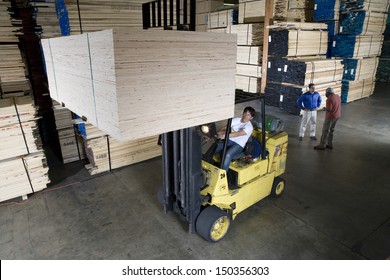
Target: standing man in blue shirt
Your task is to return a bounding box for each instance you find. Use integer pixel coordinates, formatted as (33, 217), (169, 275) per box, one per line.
(296, 83), (322, 141)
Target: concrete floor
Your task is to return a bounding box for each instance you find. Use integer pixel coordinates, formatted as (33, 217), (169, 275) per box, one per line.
(0, 83), (389, 260)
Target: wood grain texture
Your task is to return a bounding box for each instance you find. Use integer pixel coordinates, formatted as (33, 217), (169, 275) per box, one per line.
(42, 29), (237, 141)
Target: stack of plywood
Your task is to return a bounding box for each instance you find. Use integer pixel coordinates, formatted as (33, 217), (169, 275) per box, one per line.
(0, 44), (31, 96)
(64, 0), (146, 34)
(0, 0), (19, 43)
(41, 29), (237, 142)
(31, 0), (62, 38)
(196, 0), (224, 32)
(0, 95), (49, 202)
(238, 0), (289, 23)
(53, 103), (86, 163)
(78, 122), (161, 175)
(0, 152), (49, 202)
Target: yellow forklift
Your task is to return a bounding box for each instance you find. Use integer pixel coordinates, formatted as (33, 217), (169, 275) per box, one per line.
(158, 96), (288, 242)
(145, 0), (287, 242)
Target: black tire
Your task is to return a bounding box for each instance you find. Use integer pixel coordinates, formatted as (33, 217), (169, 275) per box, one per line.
(196, 205), (230, 242)
(271, 177), (285, 197)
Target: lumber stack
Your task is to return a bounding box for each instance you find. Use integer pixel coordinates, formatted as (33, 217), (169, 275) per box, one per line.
(238, 0), (289, 23)
(41, 29), (237, 141)
(268, 23), (328, 57)
(0, 44), (31, 96)
(64, 0), (146, 34)
(339, 10), (388, 35)
(331, 35), (384, 58)
(286, 0), (315, 22)
(341, 78), (376, 102)
(376, 4), (390, 82)
(207, 8), (237, 29)
(340, 0), (390, 13)
(78, 123), (161, 175)
(196, 0), (225, 32)
(265, 81), (342, 115)
(314, 0), (340, 21)
(53, 103), (86, 163)
(30, 0), (62, 38)
(342, 57), (379, 80)
(0, 95), (49, 202)
(267, 57), (343, 86)
(0, 152), (49, 203)
(0, 0), (19, 43)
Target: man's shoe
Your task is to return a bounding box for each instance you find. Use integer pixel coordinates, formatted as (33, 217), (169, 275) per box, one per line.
(310, 136), (317, 141)
(326, 145), (333, 149)
(314, 145), (325, 150)
(299, 136), (303, 141)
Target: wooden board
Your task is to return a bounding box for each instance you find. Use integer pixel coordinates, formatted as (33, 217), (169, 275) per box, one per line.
(30, 0), (62, 38)
(207, 9), (237, 29)
(58, 127), (86, 163)
(230, 23), (264, 45)
(235, 75), (260, 93)
(42, 29), (237, 141)
(0, 1), (19, 43)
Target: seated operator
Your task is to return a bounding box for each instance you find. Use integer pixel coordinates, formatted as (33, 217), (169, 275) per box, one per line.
(214, 106), (255, 171)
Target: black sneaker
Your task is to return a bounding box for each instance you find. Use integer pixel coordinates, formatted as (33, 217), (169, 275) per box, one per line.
(299, 136), (303, 141)
(310, 136), (317, 141)
(326, 145), (333, 149)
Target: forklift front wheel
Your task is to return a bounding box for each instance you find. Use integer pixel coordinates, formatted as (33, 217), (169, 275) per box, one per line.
(271, 177), (285, 197)
(196, 206), (230, 242)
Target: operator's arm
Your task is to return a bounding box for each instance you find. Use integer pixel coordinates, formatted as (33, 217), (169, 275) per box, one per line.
(217, 128), (247, 139)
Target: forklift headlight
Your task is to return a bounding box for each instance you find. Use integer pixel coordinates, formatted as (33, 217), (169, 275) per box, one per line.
(200, 125), (210, 134)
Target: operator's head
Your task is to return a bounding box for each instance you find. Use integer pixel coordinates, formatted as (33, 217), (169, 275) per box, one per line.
(241, 106), (255, 123)
(325, 87), (335, 98)
(308, 83), (315, 93)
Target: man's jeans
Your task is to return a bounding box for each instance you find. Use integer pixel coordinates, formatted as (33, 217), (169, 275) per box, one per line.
(215, 139), (244, 171)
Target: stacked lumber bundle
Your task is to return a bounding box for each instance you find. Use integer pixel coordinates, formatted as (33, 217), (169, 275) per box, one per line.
(265, 81), (342, 115)
(64, 0), (147, 34)
(238, 0), (288, 23)
(207, 8), (237, 29)
(339, 10), (388, 35)
(376, 13), (390, 82)
(0, 0), (19, 43)
(340, 0), (390, 13)
(0, 95), (49, 202)
(286, 0), (315, 22)
(0, 152), (49, 203)
(314, 0), (340, 21)
(342, 57), (379, 80)
(196, 0), (224, 31)
(78, 123), (161, 175)
(0, 44), (31, 96)
(53, 104), (86, 163)
(30, 0), (62, 38)
(341, 78), (375, 102)
(268, 23), (328, 57)
(0, 96), (41, 161)
(41, 29), (237, 141)
(331, 35), (384, 58)
(267, 57), (343, 86)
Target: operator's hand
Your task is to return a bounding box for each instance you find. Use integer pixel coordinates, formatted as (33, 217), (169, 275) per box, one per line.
(216, 131), (225, 140)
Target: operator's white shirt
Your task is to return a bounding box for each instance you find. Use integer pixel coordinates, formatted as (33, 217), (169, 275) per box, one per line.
(230, 117), (253, 148)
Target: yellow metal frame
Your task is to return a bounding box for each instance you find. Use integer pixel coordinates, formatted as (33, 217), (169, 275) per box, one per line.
(201, 130), (288, 220)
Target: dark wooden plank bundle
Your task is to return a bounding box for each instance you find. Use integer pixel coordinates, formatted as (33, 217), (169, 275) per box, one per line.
(269, 27), (328, 57)
(339, 10), (388, 35)
(265, 82), (304, 115)
(330, 34), (384, 58)
(267, 57), (343, 86)
(314, 0), (340, 21)
(376, 58), (390, 82)
(341, 57), (379, 80)
(340, 0), (390, 13)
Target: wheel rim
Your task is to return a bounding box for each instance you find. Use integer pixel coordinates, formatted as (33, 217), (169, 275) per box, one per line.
(275, 181), (285, 195)
(210, 216), (230, 241)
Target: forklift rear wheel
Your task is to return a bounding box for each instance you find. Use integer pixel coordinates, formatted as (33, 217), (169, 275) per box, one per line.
(196, 206), (230, 242)
(271, 177), (285, 197)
